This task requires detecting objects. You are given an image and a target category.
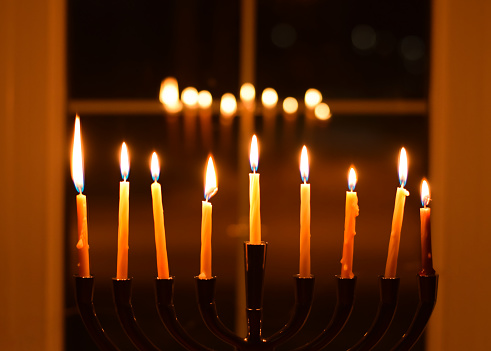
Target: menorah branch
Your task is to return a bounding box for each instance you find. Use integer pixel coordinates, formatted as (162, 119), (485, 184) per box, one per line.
(390, 274), (438, 351)
(294, 276), (357, 351)
(265, 275), (315, 348)
(112, 279), (160, 351)
(155, 277), (212, 351)
(347, 276), (400, 351)
(74, 276), (120, 351)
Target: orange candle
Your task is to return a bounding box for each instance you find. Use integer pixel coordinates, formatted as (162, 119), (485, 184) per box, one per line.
(199, 156), (218, 279)
(385, 147), (410, 278)
(340, 167), (359, 279)
(299, 146), (311, 278)
(420, 179), (435, 276)
(117, 142), (130, 280)
(249, 135), (261, 244)
(71, 116), (90, 277)
(151, 152), (170, 279)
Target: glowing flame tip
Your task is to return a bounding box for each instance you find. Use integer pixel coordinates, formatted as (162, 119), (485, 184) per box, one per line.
(71, 116), (84, 193)
(250, 135), (259, 172)
(204, 156), (218, 200)
(398, 147), (408, 187)
(120, 142), (130, 181)
(151, 152), (160, 182)
(421, 179), (430, 207)
(348, 167), (357, 191)
(300, 146), (309, 182)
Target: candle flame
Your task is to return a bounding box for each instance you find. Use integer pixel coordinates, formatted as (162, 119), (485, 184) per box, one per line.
(198, 90), (213, 109)
(204, 156), (218, 200)
(398, 147), (408, 187)
(151, 152), (160, 182)
(181, 87), (199, 107)
(120, 142), (130, 181)
(250, 135), (259, 172)
(240, 83), (255, 102)
(220, 93), (237, 117)
(261, 88), (278, 108)
(71, 115), (84, 193)
(348, 167), (357, 191)
(305, 88), (322, 108)
(300, 146), (309, 183)
(283, 97), (298, 114)
(159, 77), (182, 113)
(421, 179), (430, 207)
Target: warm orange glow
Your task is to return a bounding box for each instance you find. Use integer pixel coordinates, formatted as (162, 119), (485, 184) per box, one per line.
(120, 142), (130, 181)
(261, 88), (278, 108)
(305, 88), (322, 108)
(181, 87), (199, 107)
(151, 152), (160, 182)
(399, 147), (408, 187)
(348, 167), (357, 191)
(315, 103), (331, 120)
(250, 135), (259, 172)
(198, 90), (213, 109)
(159, 77), (182, 113)
(71, 116), (84, 193)
(220, 93), (237, 116)
(240, 83), (255, 102)
(421, 179), (430, 207)
(300, 146), (309, 183)
(204, 156), (218, 200)
(283, 97), (298, 114)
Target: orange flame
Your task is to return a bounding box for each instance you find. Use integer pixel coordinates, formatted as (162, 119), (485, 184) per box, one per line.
(71, 115), (84, 193)
(250, 135), (259, 172)
(398, 147), (408, 187)
(151, 152), (160, 182)
(348, 167), (357, 191)
(120, 142), (129, 181)
(421, 179), (430, 207)
(204, 156), (218, 200)
(300, 146), (309, 183)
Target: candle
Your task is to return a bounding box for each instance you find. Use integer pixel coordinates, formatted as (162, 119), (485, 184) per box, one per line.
(117, 142), (130, 280)
(249, 135), (261, 244)
(71, 116), (90, 277)
(420, 179), (435, 276)
(220, 93), (237, 124)
(150, 152), (170, 279)
(240, 83), (256, 112)
(261, 88), (278, 120)
(159, 77), (182, 114)
(340, 167), (359, 279)
(385, 147), (410, 278)
(299, 146), (311, 278)
(304, 88), (322, 120)
(199, 156), (218, 279)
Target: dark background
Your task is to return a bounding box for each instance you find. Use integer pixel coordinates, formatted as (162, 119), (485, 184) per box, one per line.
(65, 1), (430, 350)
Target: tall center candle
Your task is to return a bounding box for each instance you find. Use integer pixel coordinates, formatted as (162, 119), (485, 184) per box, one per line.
(117, 142), (130, 280)
(420, 179), (435, 276)
(249, 135), (261, 244)
(72, 116), (90, 277)
(150, 152), (169, 279)
(385, 147), (410, 278)
(199, 156), (218, 279)
(299, 146), (311, 278)
(341, 167), (359, 279)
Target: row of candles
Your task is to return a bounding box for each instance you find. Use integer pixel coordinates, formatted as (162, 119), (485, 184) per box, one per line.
(159, 77), (332, 121)
(72, 116), (434, 282)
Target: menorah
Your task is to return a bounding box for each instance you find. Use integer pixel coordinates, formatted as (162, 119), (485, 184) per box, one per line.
(74, 240), (438, 351)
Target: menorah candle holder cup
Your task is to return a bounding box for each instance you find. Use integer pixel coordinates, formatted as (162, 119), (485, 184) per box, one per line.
(74, 276), (119, 351)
